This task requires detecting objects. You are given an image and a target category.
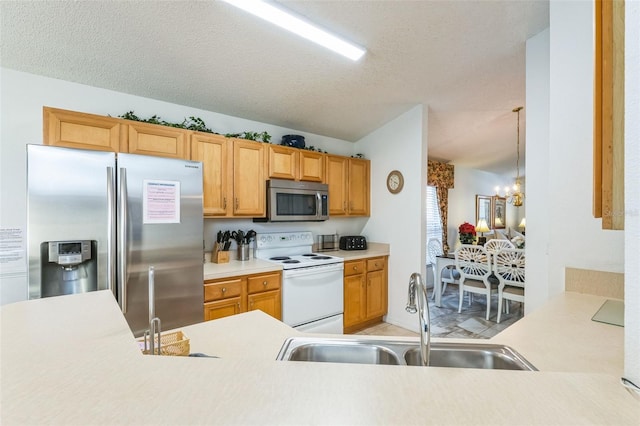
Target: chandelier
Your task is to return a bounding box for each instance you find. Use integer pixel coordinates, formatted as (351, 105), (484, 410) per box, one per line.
(495, 106), (525, 207)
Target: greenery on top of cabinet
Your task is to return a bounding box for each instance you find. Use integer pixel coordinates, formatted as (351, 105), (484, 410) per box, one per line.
(117, 111), (215, 133)
(116, 111), (273, 143)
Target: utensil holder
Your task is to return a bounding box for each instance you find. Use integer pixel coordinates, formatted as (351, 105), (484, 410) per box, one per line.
(237, 243), (250, 261)
(211, 245), (230, 264)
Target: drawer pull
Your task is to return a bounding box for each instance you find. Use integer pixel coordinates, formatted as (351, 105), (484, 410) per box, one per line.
(263, 281), (268, 286)
(222, 287), (227, 293)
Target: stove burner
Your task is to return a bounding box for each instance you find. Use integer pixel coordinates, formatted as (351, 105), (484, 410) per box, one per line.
(283, 260), (301, 264)
(302, 253), (318, 257)
(311, 256), (332, 260)
(270, 256), (291, 261)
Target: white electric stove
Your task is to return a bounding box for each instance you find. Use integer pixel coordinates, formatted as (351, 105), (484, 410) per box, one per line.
(255, 231), (344, 333)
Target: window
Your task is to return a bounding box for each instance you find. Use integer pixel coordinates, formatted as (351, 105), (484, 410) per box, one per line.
(426, 186), (443, 265)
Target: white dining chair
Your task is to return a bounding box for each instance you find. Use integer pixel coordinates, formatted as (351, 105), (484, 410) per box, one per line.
(427, 239), (460, 300)
(484, 239), (515, 255)
(493, 248), (526, 323)
(454, 244), (497, 321)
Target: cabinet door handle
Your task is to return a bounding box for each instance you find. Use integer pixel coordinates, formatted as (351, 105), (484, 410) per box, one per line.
(235, 198), (239, 209)
(343, 201), (346, 211)
(223, 197), (227, 209)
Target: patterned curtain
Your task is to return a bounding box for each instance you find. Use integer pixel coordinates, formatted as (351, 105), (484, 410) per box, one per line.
(427, 160), (454, 253)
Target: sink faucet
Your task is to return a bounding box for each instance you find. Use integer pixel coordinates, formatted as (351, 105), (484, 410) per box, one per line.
(406, 272), (431, 366)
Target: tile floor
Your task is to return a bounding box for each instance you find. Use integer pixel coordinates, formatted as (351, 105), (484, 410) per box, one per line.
(353, 287), (523, 339)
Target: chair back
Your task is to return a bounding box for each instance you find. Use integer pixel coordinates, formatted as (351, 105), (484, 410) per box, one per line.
(427, 239), (444, 266)
(454, 245), (491, 282)
(493, 248), (525, 288)
(484, 239), (515, 255)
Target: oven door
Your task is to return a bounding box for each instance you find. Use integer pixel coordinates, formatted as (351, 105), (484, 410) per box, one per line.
(268, 187), (328, 221)
(282, 263), (344, 328)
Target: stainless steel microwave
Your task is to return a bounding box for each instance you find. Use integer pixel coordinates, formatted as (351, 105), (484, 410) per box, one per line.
(262, 179), (329, 222)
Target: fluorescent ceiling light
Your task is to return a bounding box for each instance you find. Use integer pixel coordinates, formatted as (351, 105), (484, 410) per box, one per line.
(221, 0), (366, 61)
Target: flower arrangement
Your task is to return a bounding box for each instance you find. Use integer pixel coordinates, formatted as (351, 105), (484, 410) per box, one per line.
(458, 222), (477, 244)
(511, 235), (525, 249)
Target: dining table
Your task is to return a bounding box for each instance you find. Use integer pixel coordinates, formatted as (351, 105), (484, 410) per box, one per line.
(433, 248), (511, 307)
(433, 253), (456, 307)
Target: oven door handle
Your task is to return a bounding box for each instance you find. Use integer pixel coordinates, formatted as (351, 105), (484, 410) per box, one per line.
(283, 263), (344, 278)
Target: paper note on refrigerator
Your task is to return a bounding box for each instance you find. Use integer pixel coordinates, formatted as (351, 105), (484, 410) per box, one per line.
(143, 180), (181, 224)
(0, 226), (26, 275)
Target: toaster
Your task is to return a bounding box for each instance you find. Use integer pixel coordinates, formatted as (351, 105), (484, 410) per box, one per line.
(339, 236), (367, 250)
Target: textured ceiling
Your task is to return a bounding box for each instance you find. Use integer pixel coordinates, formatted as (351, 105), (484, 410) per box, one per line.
(0, 0), (548, 175)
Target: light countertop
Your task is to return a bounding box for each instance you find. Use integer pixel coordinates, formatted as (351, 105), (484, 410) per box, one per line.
(203, 242), (390, 280)
(1, 290), (638, 425)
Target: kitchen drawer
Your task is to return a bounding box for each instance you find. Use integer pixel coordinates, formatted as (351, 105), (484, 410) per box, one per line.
(367, 257), (385, 272)
(204, 278), (243, 302)
(344, 260), (366, 276)
(247, 273), (281, 294)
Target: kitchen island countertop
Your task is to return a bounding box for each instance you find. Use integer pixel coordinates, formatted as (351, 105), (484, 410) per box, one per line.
(2, 288), (638, 424)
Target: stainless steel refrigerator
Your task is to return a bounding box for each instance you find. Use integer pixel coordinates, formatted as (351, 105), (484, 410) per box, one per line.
(27, 145), (204, 337)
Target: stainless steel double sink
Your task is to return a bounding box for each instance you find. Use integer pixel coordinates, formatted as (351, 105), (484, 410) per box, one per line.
(276, 337), (537, 371)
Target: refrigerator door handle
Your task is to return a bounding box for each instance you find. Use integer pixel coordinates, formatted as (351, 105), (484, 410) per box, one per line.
(118, 167), (128, 313)
(107, 167), (117, 297)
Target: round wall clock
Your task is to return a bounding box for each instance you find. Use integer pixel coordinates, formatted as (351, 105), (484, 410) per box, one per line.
(386, 170), (404, 194)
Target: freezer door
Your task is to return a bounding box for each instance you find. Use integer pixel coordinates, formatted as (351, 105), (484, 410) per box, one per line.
(27, 145), (116, 300)
(117, 153), (203, 337)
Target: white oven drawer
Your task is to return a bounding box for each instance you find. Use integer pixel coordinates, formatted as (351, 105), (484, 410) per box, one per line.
(294, 314), (344, 334)
(282, 263), (344, 327)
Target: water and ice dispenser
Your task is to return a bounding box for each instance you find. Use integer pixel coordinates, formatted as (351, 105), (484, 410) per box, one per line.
(39, 240), (98, 297)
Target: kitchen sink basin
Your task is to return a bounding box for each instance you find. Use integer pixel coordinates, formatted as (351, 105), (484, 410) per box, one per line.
(277, 337), (537, 371)
(286, 341), (401, 365)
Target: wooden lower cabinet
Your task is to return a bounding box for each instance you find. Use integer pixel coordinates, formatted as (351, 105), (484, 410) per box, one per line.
(204, 297), (243, 321)
(248, 290), (281, 318)
(203, 271), (281, 321)
(343, 256), (388, 333)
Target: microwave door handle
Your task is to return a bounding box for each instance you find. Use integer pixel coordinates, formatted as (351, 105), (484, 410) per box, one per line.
(316, 192), (321, 218)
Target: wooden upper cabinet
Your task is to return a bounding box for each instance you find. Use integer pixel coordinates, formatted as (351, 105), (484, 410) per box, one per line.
(191, 133), (231, 216)
(348, 158), (370, 216)
(126, 121), (189, 159)
(232, 139), (266, 216)
(299, 150), (325, 182)
(43, 107), (123, 152)
(268, 145), (298, 180)
(325, 155), (349, 215)
(267, 145), (325, 182)
(325, 155), (370, 216)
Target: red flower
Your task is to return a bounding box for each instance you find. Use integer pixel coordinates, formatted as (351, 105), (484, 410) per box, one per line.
(458, 222), (476, 236)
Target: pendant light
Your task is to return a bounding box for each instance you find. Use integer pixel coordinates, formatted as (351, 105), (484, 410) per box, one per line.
(495, 106), (525, 207)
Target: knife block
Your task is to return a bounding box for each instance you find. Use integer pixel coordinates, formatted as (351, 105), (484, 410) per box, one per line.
(211, 246), (230, 264)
